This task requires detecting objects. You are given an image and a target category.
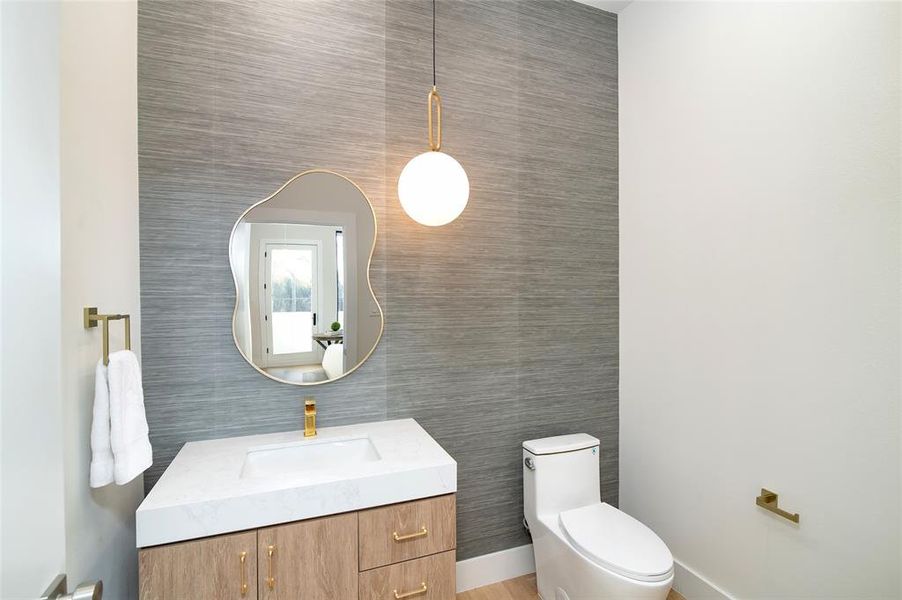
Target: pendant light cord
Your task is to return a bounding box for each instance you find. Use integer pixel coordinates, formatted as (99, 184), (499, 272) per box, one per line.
(432, 0), (435, 87)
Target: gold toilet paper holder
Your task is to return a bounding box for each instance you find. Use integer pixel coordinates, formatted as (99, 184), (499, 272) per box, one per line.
(756, 488), (800, 524)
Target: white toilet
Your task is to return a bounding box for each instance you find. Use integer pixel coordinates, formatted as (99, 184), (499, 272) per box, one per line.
(523, 434), (674, 600)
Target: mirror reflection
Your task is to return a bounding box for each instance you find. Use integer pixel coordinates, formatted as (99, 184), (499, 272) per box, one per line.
(230, 171), (382, 385)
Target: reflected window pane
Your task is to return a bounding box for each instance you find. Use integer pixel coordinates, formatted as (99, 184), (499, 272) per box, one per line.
(270, 246), (314, 355)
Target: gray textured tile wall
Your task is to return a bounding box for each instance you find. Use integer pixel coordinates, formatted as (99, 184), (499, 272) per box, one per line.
(139, 0), (617, 560)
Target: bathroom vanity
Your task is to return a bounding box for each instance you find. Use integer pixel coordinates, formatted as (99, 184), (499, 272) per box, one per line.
(136, 419), (457, 599)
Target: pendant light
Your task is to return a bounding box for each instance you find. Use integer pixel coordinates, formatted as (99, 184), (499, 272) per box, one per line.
(397, 0), (469, 227)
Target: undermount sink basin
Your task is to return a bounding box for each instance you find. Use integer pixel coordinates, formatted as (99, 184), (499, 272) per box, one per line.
(240, 436), (381, 479)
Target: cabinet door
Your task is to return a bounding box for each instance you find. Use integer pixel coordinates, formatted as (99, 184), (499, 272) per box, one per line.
(258, 512), (357, 600)
(139, 531), (257, 600)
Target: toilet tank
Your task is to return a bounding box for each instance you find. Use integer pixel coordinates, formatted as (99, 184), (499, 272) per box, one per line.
(523, 434), (601, 525)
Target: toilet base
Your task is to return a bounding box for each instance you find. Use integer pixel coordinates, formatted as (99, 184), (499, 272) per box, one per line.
(532, 516), (673, 600)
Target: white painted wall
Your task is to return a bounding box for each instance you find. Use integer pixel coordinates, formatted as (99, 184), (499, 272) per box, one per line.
(1, 4), (3, 588)
(59, 2), (142, 599)
(0, 2), (67, 597)
(619, 2), (901, 598)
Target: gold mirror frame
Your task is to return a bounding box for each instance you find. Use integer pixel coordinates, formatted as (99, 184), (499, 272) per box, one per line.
(228, 169), (384, 386)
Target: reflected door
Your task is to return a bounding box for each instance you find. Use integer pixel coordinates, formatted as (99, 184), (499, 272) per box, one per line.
(262, 243), (320, 366)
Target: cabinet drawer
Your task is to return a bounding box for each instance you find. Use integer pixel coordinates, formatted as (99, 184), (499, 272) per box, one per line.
(358, 494), (456, 571)
(358, 551), (455, 600)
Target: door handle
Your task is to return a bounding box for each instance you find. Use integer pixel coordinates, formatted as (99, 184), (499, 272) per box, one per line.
(40, 575), (102, 600)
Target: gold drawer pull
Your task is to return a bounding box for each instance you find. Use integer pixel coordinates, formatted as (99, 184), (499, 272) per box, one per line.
(266, 544), (276, 590)
(239, 551), (248, 596)
(392, 526), (428, 542)
(394, 582), (427, 599)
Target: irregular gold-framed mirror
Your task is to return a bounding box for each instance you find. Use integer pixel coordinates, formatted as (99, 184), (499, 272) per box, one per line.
(229, 170), (383, 385)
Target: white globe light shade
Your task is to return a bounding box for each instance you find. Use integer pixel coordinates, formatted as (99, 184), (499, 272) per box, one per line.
(398, 151), (469, 226)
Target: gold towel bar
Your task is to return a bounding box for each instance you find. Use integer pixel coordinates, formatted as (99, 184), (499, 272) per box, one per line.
(756, 488), (800, 524)
(84, 307), (131, 366)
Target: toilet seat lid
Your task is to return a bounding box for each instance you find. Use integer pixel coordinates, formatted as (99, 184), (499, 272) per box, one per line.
(559, 503), (673, 583)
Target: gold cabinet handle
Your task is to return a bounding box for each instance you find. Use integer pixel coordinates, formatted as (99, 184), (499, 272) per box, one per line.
(239, 551), (248, 596)
(266, 544), (276, 590)
(392, 526), (428, 542)
(394, 582), (427, 599)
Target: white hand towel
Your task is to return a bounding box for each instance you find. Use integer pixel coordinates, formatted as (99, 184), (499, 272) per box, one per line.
(90, 360), (115, 488)
(107, 350), (153, 485)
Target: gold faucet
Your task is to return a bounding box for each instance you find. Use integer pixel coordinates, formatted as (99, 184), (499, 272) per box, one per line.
(304, 397), (317, 437)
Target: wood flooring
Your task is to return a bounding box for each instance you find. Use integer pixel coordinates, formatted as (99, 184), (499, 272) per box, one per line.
(456, 574), (687, 600)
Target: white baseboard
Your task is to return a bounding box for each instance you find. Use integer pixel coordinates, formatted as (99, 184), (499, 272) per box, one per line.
(673, 560), (735, 600)
(456, 544), (536, 593)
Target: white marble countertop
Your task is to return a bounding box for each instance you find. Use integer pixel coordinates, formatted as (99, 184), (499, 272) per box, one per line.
(136, 418), (457, 548)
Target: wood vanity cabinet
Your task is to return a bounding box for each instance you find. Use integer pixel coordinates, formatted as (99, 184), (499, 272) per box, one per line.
(138, 493), (456, 600)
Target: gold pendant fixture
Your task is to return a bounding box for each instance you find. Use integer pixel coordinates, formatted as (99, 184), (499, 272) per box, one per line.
(397, 0), (469, 227)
